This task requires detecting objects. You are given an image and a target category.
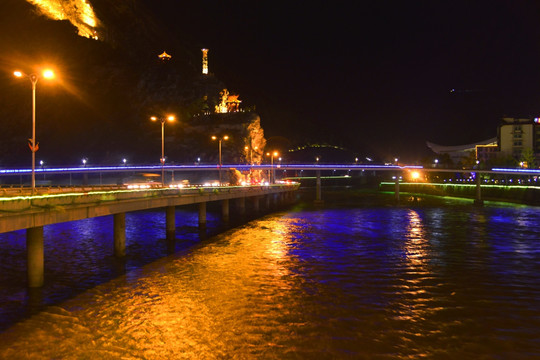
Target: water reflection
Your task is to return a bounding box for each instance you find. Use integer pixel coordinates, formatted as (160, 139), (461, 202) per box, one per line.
(0, 204), (539, 358)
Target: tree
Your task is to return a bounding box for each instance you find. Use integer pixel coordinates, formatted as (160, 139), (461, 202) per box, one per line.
(520, 148), (537, 168)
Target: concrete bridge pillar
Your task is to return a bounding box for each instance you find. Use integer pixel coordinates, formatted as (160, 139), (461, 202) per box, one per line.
(199, 202), (207, 227)
(27, 226), (44, 288)
(315, 170), (323, 204)
(474, 173), (484, 206)
(272, 193), (278, 207)
(290, 190), (297, 204)
(280, 192), (286, 206)
(222, 199), (230, 221)
(114, 213), (126, 257)
(252, 196), (260, 212)
(166, 206), (176, 235)
(265, 194), (271, 209)
(237, 197), (246, 216)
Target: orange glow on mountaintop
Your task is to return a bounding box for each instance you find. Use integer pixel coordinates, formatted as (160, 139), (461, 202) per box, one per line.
(26, 0), (100, 40)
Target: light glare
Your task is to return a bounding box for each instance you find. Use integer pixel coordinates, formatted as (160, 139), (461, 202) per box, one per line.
(42, 69), (54, 79)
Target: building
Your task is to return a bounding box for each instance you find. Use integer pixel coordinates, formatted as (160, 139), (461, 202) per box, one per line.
(427, 117), (540, 167)
(475, 144), (499, 164)
(498, 117), (540, 160)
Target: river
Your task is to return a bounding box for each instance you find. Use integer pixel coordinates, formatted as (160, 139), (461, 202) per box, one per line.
(0, 192), (539, 358)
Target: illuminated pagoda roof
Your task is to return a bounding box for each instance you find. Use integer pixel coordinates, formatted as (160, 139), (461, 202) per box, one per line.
(158, 51), (172, 61)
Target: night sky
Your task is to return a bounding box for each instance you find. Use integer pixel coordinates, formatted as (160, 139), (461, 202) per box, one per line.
(143, 1), (540, 161)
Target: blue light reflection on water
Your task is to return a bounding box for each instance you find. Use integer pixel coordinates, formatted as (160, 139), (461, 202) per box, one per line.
(278, 205), (540, 356)
(0, 200), (539, 357)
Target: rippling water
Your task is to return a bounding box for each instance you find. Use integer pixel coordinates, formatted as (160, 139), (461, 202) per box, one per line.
(0, 196), (539, 358)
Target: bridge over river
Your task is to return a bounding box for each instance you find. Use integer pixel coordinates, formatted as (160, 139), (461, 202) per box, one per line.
(0, 182), (298, 287)
(1, 163), (539, 288)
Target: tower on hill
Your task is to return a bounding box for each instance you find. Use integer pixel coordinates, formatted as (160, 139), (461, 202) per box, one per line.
(202, 48), (209, 75)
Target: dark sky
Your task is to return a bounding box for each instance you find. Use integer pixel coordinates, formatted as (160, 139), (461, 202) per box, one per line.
(125, 1), (540, 160)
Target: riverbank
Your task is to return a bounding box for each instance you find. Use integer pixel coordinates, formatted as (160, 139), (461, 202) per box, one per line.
(378, 182), (540, 206)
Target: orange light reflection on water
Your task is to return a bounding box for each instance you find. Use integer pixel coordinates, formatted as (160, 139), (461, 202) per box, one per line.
(0, 217), (297, 359)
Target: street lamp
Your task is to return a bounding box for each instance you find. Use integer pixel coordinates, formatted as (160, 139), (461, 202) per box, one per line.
(151, 115), (175, 186)
(212, 135), (229, 185)
(14, 69), (55, 194)
(266, 151), (278, 183)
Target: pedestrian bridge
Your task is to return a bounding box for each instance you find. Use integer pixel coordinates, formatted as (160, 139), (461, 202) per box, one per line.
(0, 183), (299, 287)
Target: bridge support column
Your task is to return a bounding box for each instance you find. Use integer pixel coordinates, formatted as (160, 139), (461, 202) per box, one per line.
(265, 194), (271, 209)
(114, 213), (126, 257)
(237, 197), (246, 216)
(279, 192), (286, 206)
(27, 226), (44, 288)
(394, 174), (400, 203)
(222, 199), (230, 222)
(199, 202), (207, 227)
(272, 194), (279, 207)
(290, 190), (297, 204)
(474, 173), (484, 206)
(166, 206), (176, 235)
(252, 196), (260, 212)
(315, 170), (323, 204)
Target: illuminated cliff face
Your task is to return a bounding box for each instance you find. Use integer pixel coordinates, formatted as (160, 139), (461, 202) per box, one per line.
(26, 0), (100, 40)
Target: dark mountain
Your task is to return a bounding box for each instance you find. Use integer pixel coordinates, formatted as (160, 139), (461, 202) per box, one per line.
(0, 0), (259, 167)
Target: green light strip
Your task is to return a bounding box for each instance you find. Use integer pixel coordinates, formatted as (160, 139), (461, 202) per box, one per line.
(380, 182), (540, 190)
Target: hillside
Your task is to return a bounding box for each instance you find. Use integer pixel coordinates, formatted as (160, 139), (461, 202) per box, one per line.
(0, 0), (261, 167)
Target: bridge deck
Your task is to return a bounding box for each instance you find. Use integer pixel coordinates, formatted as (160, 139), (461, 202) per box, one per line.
(0, 184), (298, 234)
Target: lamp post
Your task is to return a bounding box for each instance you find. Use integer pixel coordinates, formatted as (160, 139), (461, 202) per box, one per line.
(14, 69), (54, 194)
(212, 135), (229, 185)
(266, 151), (278, 183)
(151, 115), (175, 186)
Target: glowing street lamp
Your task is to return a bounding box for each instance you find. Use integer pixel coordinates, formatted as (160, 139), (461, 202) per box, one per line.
(151, 115), (175, 185)
(266, 151), (279, 183)
(14, 68), (55, 194)
(211, 135), (229, 185)
(244, 146), (250, 165)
